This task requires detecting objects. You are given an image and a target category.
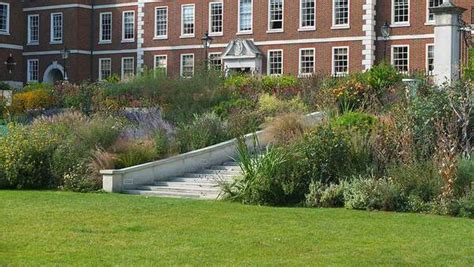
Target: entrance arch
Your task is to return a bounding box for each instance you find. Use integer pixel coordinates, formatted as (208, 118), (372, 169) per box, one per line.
(43, 61), (65, 84)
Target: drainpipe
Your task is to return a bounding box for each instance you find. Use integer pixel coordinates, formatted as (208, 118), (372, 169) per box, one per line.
(90, 0), (96, 82)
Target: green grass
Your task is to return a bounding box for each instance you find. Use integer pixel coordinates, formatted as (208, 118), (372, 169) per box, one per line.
(1, 191), (473, 266)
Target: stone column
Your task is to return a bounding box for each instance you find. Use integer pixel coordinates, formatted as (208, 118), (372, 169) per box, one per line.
(430, 1), (466, 85)
(362, 0), (377, 71)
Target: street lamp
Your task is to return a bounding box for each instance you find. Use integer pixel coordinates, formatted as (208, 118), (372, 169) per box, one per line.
(201, 31), (214, 68)
(61, 47), (70, 81)
(381, 22), (391, 61)
(4, 53), (16, 74)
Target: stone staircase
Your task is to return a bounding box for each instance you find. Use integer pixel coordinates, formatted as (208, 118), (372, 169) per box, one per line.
(124, 161), (241, 199)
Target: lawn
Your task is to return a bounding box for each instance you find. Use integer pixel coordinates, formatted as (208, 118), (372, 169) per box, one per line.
(1, 191), (473, 266)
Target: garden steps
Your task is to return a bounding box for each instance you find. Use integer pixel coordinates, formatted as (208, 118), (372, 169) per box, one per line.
(124, 161), (242, 199)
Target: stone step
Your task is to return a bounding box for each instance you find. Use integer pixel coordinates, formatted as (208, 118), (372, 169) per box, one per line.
(158, 177), (234, 184)
(182, 173), (237, 179)
(124, 190), (202, 199)
(209, 165), (242, 171)
(222, 161), (240, 166)
(154, 181), (220, 188)
(200, 169), (242, 175)
(136, 185), (221, 193)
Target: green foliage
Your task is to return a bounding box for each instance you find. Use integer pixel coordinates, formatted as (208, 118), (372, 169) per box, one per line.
(212, 97), (256, 118)
(331, 112), (377, 132)
(174, 112), (230, 153)
(344, 176), (406, 211)
(223, 137), (297, 205)
(387, 162), (443, 202)
(363, 63), (401, 93)
(0, 81), (11, 91)
(295, 125), (355, 184)
(258, 94), (308, 118)
(154, 130), (170, 158)
(305, 180), (347, 208)
(62, 162), (100, 192)
(115, 140), (158, 169)
(456, 157), (474, 196)
(0, 123), (62, 189)
(463, 48), (474, 81)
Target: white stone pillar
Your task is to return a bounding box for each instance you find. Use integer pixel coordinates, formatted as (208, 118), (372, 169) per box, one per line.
(431, 1), (466, 85)
(362, 0), (377, 71)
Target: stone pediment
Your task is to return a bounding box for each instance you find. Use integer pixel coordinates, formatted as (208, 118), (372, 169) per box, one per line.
(222, 39), (262, 59)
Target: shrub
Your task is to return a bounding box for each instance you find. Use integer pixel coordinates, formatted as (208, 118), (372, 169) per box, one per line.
(174, 112), (230, 153)
(154, 130), (170, 158)
(0, 123), (62, 189)
(295, 125), (354, 184)
(10, 87), (55, 114)
(258, 94), (308, 119)
(344, 176), (406, 211)
(455, 157), (474, 196)
(227, 109), (263, 137)
(212, 97), (256, 118)
(75, 115), (122, 150)
(62, 161), (101, 192)
(387, 162), (443, 202)
(222, 137), (298, 205)
(264, 113), (306, 146)
(305, 180), (347, 208)
(363, 63), (401, 94)
(114, 139), (158, 169)
(331, 112), (378, 132)
(0, 81), (11, 91)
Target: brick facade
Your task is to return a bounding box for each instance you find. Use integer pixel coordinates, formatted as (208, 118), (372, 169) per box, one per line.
(0, 0), (472, 84)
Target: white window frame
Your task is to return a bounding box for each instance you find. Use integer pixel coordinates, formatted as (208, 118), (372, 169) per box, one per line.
(267, 49), (284, 76)
(27, 59), (39, 83)
(99, 12), (112, 44)
(299, 0), (316, 31)
(154, 55), (168, 75)
(209, 1), (224, 36)
(332, 0), (350, 29)
(180, 4), (195, 38)
(180, 54), (195, 78)
(298, 48), (315, 77)
(0, 2), (10, 35)
(98, 58), (112, 81)
(27, 14), (40, 45)
(208, 52), (223, 71)
(238, 0), (253, 34)
(391, 45), (410, 73)
(267, 0), (284, 33)
(154, 6), (168, 39)
(50, 12), (63, 44)
(122, 11), (135, 43)
(391, 0), (410, 27)
(426, 43), (434, 75)
(332, 46), (350, 77)
(426, 0), (443, 24)
(121, 57), (135, 80)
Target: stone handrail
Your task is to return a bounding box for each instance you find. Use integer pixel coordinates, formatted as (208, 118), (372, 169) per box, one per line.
(101, 112), (323, 192)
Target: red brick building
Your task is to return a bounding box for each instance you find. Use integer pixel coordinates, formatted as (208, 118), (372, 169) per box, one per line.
(0, 0), (472, 85)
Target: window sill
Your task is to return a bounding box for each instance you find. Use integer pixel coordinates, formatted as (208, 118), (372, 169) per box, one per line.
(236, 31), (253, 35)
(27, 42), (39, 46)
(331, 25), (350, 30)
(153, 36), (168, 40)
(298, 27), (316, 32)
(390, 23), (410, 28)
(208, 32), (223, 37)
(98, 41), (112, 45)
(179, 35), (195, 39)
(121, 39), (135, 43)
(424, 21), (435, 26)
(266, 29), (284, 34)
(0, 31), (10, 36)
(50, 41), (63, 45)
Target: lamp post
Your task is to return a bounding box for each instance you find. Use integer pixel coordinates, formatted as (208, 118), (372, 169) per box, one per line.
(4, 53), (16, 75)
(61, 47), (70, 81)
(381, 22), (391, 62)
(201, 31), (214, 69)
